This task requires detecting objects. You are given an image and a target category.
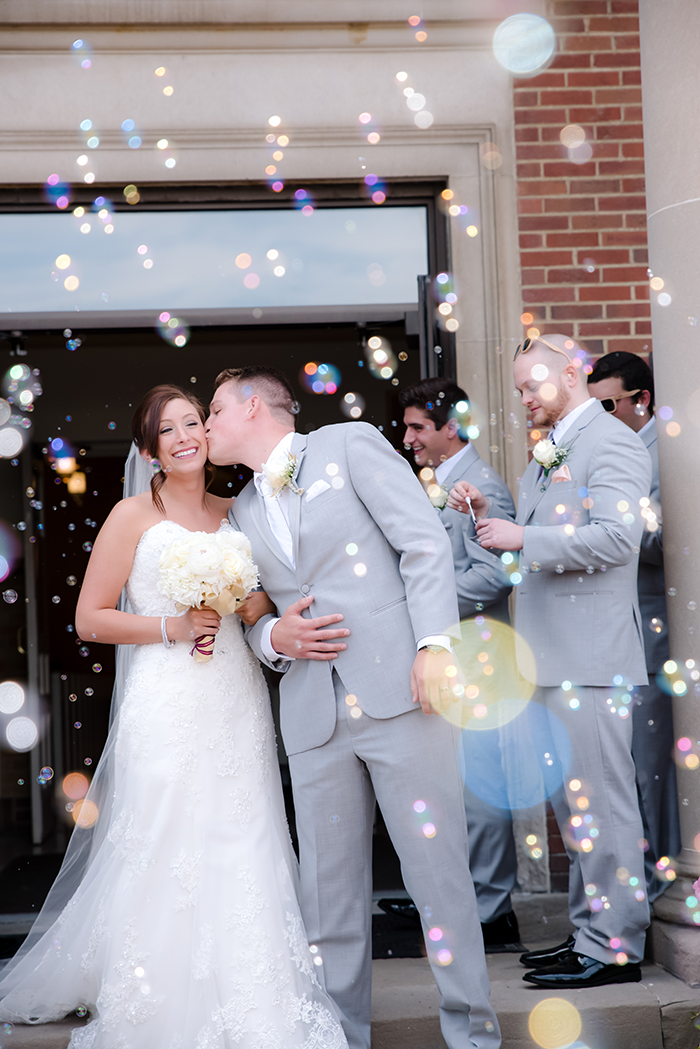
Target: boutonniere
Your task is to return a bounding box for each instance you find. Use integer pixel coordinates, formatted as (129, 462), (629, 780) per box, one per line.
(533, 439), (570, 492)
(426, 482), (449, 511)
(262, 452), (304, 497)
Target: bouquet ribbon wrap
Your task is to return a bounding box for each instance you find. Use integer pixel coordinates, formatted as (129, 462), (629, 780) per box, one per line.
(186, 586), (247, 664)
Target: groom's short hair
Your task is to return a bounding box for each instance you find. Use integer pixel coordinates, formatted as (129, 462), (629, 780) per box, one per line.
(398, 377), (470, 431)
(215, 366), (298, 425)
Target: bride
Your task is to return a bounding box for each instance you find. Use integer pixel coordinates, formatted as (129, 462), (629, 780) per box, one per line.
(0, 384), (347, 1049)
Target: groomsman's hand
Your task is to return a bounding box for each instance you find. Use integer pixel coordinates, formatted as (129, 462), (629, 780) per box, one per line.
(447, 481), (490, 518)
(271, 595), (350, 660)
(476, 518), (525, 551)
(411, 648), (466, 716)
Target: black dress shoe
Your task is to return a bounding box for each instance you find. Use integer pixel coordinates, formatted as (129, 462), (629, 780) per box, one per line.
(377, 898), (420, 924)
(523, 950), (642, 989)
(481, 910), (526, 954)
(519, 933), (575, 968)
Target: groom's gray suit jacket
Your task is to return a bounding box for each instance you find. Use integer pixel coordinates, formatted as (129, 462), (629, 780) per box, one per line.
(514, 399), (651, 687)
(230, 422), (460, 756)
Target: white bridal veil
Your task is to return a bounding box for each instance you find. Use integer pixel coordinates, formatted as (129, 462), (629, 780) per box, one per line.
(0, 444), (156, 987)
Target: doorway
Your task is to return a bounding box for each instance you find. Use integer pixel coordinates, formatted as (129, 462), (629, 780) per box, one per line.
(0, 318), (420, 854)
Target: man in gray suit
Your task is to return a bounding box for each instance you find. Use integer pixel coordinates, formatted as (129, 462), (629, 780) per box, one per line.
(388, 376), (523, 952)
(449, 334), (652, 989)
(588, 351), (680, 901)
(206, 366), (500, 1049)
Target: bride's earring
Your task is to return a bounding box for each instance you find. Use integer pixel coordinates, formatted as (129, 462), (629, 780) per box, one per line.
(634, 402), (646, 417)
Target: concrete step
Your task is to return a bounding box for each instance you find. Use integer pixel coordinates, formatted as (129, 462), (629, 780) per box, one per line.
(4, 956), (698, 1049)
(2, 893), (699, 1048)
(372, 954), (700, 1049)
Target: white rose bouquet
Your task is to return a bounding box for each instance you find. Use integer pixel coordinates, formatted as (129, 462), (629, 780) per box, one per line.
(158, 528), (259, 662)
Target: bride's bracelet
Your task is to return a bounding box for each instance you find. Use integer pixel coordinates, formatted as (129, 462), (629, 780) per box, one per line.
(161, 616), (176, 649)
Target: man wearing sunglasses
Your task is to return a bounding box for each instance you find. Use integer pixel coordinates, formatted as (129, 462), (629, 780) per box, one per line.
(447, 333), (652, 989)
(588, 352), (680, 904)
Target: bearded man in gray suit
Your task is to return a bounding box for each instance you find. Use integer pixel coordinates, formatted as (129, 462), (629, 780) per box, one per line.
(206, 366), (500, 1049)
(588, 351), (680, 902)
(449, 334), (652, 989)
(382, 377), (522, 953)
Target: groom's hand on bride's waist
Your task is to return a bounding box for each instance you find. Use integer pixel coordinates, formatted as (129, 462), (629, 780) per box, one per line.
(270, 595), (350, 660)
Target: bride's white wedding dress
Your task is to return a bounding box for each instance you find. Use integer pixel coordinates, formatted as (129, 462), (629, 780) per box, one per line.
(0, 520), (347, 1049)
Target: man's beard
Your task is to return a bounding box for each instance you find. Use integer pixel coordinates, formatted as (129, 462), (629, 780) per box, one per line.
(533, 387), (568, 428)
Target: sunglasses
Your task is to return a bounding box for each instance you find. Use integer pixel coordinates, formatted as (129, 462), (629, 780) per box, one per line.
(598, 389), (641, 413)
(514, 335), (575, 363)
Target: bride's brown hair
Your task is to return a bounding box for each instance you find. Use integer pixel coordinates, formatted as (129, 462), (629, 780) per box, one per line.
(132, 384), (216, 514)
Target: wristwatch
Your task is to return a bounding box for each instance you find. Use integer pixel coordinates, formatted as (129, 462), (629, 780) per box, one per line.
(420, 644), (449, 655)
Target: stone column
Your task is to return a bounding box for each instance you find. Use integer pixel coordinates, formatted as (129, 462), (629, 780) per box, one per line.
(639, 0), (700, 985)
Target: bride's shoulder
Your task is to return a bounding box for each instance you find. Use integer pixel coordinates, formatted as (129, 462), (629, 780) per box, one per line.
(101, 493), (161, 541)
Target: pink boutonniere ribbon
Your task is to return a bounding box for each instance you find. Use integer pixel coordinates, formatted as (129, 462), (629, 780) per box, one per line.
(551, 464), (572, 483)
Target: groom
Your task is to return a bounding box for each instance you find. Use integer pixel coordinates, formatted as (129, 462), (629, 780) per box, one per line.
(206, 366), (500, 1049)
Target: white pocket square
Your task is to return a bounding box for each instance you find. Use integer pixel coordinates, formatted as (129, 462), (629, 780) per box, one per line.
(305, 479), (332, 503)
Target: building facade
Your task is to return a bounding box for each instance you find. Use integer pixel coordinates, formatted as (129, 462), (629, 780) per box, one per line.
(0, 0), (652, 897)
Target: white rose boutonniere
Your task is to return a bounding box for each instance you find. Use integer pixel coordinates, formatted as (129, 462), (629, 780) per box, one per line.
(262, 451), (304, 497)
(426, 482), (449, 511)
(533, 439), (570, 491)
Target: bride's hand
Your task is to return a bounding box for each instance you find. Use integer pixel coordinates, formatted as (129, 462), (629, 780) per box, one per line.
(168, 606), (221, 641)
(236, 590), (277, 626)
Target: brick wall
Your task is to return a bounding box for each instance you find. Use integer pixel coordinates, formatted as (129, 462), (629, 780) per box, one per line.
(514, 0), (650, 358)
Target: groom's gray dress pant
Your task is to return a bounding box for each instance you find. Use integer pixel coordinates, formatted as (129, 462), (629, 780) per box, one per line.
(288, 671), (500, 1049)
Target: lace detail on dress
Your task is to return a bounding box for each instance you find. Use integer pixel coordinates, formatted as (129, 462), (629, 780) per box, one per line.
(224, 866), (268, 931)
(284, 914), (318, 981)
(107, 811), (154, 877)
(95, 920), (164, 1033)
(170, 848), (202, 910)
(80, 900), (106, 978)
(192, 924), (216, 982)
(227, 788), (252, 828)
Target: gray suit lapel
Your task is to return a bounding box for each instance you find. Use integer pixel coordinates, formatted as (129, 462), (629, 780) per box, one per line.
(289, 432), (309, 568)
(517, 459), (542, 525)
(439, 444), (480, 492)
(241, 483), (293, 571)
(520, 401), (601, 523)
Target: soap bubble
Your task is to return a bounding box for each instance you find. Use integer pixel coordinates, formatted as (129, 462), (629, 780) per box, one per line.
(156, 314), (191, 348)
(299, 362), (341, 395)
(6, 716), (39, 752)
(493, 13), (556, 77)
(340, 392), (366, 420)
(0, 682), (24, 713)
(3, 589), (18, 604)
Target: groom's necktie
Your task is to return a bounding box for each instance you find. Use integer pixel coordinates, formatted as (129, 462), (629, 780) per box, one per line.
(254, 473), (295, 568)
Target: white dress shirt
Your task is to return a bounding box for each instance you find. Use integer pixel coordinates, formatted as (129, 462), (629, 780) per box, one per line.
(549, 396), (596, 445)
(254, 432), (296, 664)
(253, 430), (296, 568)
(637, 416), (655, 440)
(434, 442), (470, 486)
